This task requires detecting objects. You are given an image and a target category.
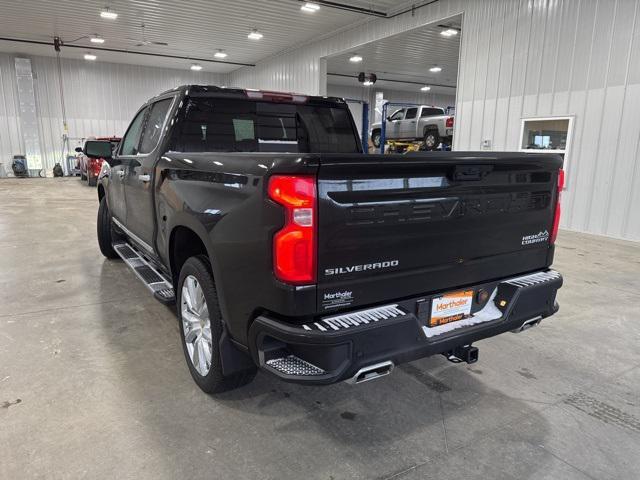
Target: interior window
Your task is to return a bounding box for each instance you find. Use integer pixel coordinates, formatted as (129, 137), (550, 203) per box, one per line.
(139, 98), (173, 154)
(521, 118), (570, 150)
(405, 108), (418, 120)
(120, 108), (148, 156)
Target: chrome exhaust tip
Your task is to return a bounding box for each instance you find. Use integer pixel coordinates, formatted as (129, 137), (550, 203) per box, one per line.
(511, 316), (543, 333)
(346, 361), (394, 385)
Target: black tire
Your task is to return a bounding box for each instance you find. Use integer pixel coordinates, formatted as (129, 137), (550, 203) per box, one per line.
(88, 176), (97, 187)
(97, 196), (119, 259)
(177, 256), (256, 393)
(423, 129), (440, 151)
(371, 130), (382, 148)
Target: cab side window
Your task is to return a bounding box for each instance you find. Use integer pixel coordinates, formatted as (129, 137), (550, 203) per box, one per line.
(120, 108), (148, 156)
(389, 110), (405, 121)
(139, 98), (173, 154)
(405, 108), (418, 120)
(421, 108), (444, 117)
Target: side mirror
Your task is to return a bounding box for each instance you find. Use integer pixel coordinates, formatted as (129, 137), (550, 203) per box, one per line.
(74, 146), (83, 153)
(386, 116), (392, 121)
(84, 140), (113, 162)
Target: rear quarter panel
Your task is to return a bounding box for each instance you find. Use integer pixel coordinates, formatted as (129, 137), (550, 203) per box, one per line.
(155, 153), (320, 344)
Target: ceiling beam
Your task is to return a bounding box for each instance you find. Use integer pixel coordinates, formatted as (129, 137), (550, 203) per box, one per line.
(327, 72), (456, 89)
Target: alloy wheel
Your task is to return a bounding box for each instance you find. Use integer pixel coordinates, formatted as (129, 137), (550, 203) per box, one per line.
(181, 275), (212, 376)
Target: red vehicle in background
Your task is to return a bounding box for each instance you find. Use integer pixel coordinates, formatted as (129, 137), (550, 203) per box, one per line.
(76, 137), (120, 186)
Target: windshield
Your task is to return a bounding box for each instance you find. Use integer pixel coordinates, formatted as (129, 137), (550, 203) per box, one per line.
(170, 97), (360, 153)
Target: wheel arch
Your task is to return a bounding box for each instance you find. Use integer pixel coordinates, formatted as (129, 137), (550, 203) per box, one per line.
(168, 222), (233, 330)
(423, 124), (439, 136)
(168, 225), (212, 285)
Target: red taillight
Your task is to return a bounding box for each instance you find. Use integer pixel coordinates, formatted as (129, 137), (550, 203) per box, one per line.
(268, 175), (316, 285)
(550, 169), (564, 244)
(445, 116), (454, 128)
(90, 158), (103, 174)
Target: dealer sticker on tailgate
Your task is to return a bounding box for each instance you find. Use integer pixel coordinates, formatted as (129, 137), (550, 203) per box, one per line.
(430, 290), (474, 327)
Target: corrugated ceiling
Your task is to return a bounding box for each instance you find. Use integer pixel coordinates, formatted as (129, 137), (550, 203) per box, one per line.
(0, 0), (419, 72)
(326, 17), (461, 94)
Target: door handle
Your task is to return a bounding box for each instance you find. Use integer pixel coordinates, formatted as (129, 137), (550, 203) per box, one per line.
(117, 170), (125, 178)
(410, 121), (416, 124)
(139, 174), (151, 183)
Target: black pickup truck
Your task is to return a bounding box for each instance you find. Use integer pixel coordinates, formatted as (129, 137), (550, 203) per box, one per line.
(86, 85), (563, 393)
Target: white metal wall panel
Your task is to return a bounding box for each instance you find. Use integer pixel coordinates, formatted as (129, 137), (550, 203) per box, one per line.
(0, 54), (22, 175)
(0, 52), (225, 174)
(231, 0), (640, 241)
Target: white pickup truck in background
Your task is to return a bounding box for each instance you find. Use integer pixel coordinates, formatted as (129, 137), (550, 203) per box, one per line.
(370, 105), (454, 150)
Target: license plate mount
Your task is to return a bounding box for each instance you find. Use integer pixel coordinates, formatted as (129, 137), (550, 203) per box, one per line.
(429, 290), (474, 327)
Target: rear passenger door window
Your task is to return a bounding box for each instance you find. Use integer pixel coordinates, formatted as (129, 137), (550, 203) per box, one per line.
(139, 98), (173, 154)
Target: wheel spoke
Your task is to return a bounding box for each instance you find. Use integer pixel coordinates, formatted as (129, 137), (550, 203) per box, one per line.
(198, 301), (209, 319)
(189, 278), (201, 311)
(200, 338), (212, 367)
(201, 324), (212, 342)
(184, 325), (200, 343)
(191, 336), (200, 370)
(187, 276), (198, 310)
(185, 342), (194, 362)
(196, 289), (206, 315)
(182, 283), (194, 312)
(197, 338), (209, 374)
(182, 310), (199, 326)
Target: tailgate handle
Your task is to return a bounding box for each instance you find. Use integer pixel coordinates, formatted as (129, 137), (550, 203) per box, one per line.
(451, 165), (493, 181)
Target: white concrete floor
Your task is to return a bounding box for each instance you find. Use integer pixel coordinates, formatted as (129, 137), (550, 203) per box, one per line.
(1, 177), (639, 479)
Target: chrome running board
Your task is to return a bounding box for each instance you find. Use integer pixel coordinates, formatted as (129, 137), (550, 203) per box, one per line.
(113, 241), (176, 304)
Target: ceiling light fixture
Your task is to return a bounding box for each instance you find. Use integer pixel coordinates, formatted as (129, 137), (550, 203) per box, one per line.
(362, 80), (374, 86)
(248, 29), (263, 40)
(429, 66), (442, 73)
(440, 28), (458, 37)
(90, 36), (105, 44)
(214, 49), (228, 59)
(349, 54), (363, 63)
(190, 63), (202, 71)
(84, 53), (97, 61)
(421, 86), (431, 91)
(100, 8), (118, 19)
(301, 2), (320, 12)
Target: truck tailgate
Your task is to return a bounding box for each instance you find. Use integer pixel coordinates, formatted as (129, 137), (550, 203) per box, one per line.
(316, 152), (563, 312)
